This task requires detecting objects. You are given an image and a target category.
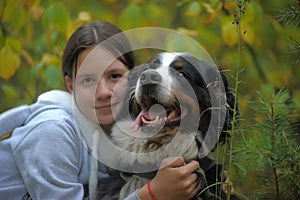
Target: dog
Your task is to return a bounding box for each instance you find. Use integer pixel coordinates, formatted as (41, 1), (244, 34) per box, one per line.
(97, 52), (238, 200)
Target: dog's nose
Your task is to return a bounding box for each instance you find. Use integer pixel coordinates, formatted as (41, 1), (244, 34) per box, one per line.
(139, 69), (162, 84)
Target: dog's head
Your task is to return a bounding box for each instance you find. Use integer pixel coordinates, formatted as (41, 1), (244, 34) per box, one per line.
(116, 52), (236, 153)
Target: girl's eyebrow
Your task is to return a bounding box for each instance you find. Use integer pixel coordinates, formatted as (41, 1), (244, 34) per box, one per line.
(76, 74), (97, 79)
(104, 68), (128, 74)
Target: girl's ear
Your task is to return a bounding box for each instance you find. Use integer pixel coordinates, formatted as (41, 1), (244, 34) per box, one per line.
(65, 75), (73, 93)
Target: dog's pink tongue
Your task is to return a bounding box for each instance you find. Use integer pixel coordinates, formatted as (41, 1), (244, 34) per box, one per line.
(130, 109), (149, 132)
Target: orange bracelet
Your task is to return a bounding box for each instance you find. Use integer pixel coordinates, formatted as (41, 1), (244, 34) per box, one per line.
(147, 181), (157, 200)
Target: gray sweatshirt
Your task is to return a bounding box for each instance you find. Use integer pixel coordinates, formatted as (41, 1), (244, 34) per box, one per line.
(0, 90), (139, 200)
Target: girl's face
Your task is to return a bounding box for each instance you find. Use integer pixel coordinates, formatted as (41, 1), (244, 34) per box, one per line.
(65, 46), (129, 127)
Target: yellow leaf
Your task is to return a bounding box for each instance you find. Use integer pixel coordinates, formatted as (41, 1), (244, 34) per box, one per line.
(0, 47), (20, 80)
(221, 17), (238, 47)
(241, 22), (255, 45)
(29, 5), (44, 20)
(202, 3), (215, 14)
(66, 21), (77, 40)
(21, 0), (35, 8)
(205, 2), (222, 25)
(177, 27), (198, 37)
(42, 53), (53, 65)
(77, 11), (91, 22)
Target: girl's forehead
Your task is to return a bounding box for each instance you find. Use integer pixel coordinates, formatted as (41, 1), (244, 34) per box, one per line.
(76, 47), (128, 77)
(77, 47), (115, 71)
(76, 47), (94, 68)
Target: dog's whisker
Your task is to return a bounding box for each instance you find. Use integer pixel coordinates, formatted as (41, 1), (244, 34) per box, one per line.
(199, 106), (223, 120)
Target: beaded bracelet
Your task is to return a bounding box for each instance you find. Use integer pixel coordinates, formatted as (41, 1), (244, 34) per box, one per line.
(147, 181), (157, 200)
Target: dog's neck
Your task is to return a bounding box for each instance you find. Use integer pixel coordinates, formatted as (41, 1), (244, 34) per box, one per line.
(110, 120), (199, 168)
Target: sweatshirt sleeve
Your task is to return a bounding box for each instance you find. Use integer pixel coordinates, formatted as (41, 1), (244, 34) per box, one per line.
(12, 119), (84, 200)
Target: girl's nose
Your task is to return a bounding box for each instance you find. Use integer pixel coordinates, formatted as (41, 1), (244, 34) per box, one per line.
(95, 79), (113, 100)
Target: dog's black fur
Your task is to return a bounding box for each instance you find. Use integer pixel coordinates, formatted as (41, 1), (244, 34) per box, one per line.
(97, 52), (239, 200)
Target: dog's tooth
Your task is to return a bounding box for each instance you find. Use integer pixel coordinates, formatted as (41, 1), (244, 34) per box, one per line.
(163, 117), (167, 124)
(141, 116), (148, 124)
(157, 118), (162, 125)
(142, 115), (160, 124)
(152, 116), (159, 124)
(168, 110), (176, 118)
(160, 117), (165, 125)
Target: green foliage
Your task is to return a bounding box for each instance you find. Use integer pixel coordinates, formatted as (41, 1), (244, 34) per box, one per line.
(275, 1), (300, 64)
(41, 2), (69, 32)
(276, 1), (300, 28)
(234, 89), (300, 199)
(0, 0), (299, 112)
(0, 0), (300, 198)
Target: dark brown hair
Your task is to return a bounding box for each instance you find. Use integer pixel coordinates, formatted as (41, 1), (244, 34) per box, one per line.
(62, 20), (135, 82)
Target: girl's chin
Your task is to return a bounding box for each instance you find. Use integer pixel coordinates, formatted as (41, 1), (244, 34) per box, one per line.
(96, 115), (115, 127)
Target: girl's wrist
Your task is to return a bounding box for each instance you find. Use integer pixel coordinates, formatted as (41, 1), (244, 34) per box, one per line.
(137, 184), (152, 200)
(138, 181), (158, 200)
(147, 181), (157, 200)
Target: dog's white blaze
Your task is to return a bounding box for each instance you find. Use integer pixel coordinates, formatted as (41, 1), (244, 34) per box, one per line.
(153, 52), (179, 102)
(157, 52), (186, 88)
(160, 52), (177, 66)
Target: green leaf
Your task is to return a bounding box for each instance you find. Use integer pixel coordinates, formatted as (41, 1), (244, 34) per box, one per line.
(118, 3), (143, 29)
(0, 84), (18, 109)
(41, 2), (69, 31)
(45, 65), (63, 89)
(30, 61), (44, 77)
(6, 38), (22, 54)
(144, 3), (170, 26)
(3, 1), (26, 31)
(185, 1), (202, 16)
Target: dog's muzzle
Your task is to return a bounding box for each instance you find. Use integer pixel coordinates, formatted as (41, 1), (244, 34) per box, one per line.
(130, 68), (189, 133)
(139, 69), (162, 85)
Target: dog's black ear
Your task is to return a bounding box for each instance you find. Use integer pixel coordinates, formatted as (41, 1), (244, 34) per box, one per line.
(182, 54), (238, 144)
(205, 66), (238, 144)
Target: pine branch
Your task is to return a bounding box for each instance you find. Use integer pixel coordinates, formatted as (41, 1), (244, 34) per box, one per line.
(233, 89), (300, 199)
(270, 98), (280, 197)
(276, 1), (300, 28)
(286, 37), (300, 64)
(275, 1), (300, 65)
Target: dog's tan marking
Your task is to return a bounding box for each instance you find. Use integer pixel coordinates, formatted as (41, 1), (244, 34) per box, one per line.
(174, 60), (183, 68)
(150, 58), (158, 64)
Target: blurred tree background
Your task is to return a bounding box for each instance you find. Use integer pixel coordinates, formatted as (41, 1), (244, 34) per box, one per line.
(0, 0), (299, 199)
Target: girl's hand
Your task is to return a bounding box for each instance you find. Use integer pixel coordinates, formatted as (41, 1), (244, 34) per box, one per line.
(138, 156), (201, 200)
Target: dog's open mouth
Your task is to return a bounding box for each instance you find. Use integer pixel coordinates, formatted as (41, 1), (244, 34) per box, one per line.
(130, 96), (189, 132)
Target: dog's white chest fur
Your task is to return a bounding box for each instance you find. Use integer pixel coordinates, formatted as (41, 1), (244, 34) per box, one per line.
(110, 120), (199, 199)
(111, 120), (199, 164)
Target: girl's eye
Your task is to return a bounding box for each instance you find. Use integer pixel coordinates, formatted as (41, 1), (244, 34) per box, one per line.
(111, 73), (122, 80)
(81, 77), (96, 85)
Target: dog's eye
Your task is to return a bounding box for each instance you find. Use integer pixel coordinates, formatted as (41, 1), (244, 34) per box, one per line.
(178, 72), (188, 78)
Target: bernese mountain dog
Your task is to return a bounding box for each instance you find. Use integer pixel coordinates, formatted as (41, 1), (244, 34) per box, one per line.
(97, 52), (239, 200)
